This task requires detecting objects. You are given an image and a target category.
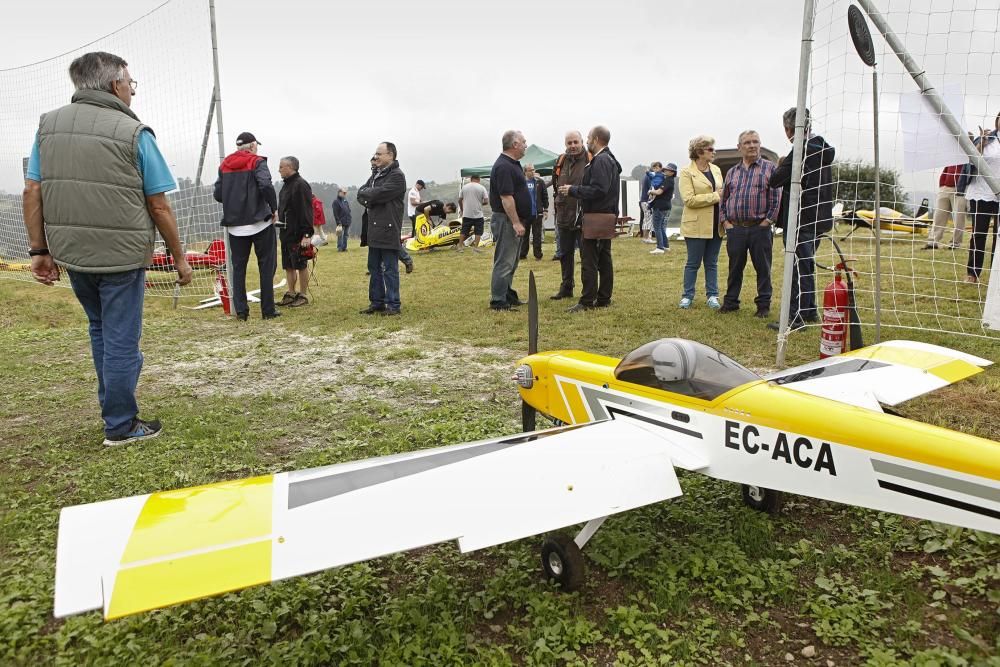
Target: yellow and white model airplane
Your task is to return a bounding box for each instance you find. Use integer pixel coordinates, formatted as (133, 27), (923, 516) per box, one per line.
(53, 276), (1000, 621)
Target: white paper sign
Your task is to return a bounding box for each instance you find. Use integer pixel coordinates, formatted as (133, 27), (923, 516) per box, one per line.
(899, 86), (969, 172)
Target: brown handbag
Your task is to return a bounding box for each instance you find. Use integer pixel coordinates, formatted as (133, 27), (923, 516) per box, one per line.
(581, 212), (617, 240)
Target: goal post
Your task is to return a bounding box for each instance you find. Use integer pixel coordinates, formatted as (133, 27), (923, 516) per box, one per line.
(777, 0), (1000, 363)
(0, 0), (232, 301)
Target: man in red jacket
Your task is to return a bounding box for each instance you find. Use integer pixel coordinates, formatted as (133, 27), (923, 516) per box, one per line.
(213, 131), (279, 321)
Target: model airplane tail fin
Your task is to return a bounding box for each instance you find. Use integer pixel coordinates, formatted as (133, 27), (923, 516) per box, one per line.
(765, 340), (991, 411)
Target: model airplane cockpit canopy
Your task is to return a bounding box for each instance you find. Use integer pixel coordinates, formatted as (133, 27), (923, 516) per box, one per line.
(614, 338), (759, 400)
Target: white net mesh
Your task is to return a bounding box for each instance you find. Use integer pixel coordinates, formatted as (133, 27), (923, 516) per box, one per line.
(0, 0), (226, 299)
(795, 0), (1000, 338)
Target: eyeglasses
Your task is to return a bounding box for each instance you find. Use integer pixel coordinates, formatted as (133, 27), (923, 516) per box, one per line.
(117, 78), (138, 94)
(705, 147), (716, 152)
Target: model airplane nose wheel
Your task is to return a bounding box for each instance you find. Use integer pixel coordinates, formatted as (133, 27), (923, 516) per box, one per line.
(540, 534), (585, 591)
(741, 484), (784, 514)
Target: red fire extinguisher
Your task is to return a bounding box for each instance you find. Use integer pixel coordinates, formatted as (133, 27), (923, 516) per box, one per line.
(820, 263), (851, 358)
(215, 269), (232, 316)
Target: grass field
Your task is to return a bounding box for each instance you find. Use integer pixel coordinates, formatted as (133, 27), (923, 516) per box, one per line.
(1, 229), (998, 666)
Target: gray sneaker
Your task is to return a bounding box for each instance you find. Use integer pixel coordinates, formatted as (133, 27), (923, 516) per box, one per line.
(103, 418), (163, 447)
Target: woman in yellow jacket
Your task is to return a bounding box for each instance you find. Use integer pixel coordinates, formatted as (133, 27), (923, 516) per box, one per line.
(678, 135), (725, 309)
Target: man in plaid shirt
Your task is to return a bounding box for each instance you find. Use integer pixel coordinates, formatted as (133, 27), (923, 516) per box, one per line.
(718, 130), (782, 317)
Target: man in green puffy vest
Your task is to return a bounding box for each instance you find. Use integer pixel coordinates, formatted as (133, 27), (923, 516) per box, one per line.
(22, 51), (192, 447)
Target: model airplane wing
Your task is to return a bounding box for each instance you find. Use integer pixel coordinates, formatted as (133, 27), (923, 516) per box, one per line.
(763, 340), (992, 411)
(55, 418), (706, 621)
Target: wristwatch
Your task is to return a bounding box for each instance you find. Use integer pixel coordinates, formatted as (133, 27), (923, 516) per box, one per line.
(28, 247), (50, 257)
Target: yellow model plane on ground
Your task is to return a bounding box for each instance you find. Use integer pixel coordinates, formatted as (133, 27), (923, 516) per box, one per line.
(53, 275), (999, 620)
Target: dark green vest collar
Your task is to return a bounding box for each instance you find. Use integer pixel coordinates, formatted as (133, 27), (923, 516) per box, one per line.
(70, 89), (142, 124)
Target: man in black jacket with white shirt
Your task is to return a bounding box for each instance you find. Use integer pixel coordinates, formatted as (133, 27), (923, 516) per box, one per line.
(558, 125), (621, 312)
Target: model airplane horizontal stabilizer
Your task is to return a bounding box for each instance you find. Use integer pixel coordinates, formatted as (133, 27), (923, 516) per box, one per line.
(55, 418), (700, 620)
(764, 340), (991, 410)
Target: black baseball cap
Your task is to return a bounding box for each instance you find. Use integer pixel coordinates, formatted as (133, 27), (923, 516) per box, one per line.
(236, 132), (260, 146)
(416, 179), (426, 187)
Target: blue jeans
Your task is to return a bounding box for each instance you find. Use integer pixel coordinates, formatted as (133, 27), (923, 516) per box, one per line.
(68, 269), (146, 437)
(490, 211), (521, 307)
(398, 241), (412, 265)
(337, 225), (349, 251)
(682, 236), (723, 300)
(651, 208), (670, 249)
(367, 247), (400, 310)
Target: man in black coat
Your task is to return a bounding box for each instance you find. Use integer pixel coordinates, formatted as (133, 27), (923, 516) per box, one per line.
(558, 126), (622, 312)
(768, 107), (835, 330)
(357, 141), (407, 315)
(277, 156), (314, 308)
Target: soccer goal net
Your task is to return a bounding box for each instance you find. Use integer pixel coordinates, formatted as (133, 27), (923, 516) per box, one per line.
(788, 0), (1000, 341)
(0, 0), (227, 299)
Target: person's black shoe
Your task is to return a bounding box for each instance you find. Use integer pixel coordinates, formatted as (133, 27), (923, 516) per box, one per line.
(593, 301), (611, 308)
(262, 310), (282, 320)
(509, 299), (528, 307)
(567, 303), (594, 313)
(360, 305), (385, 315)
(754, 309), (770, 319)
(235, 312), (249, 321)
(801, 314), (819, 324)
(550, 292), (572, 300)
(718, 304), (739, 313)
(490, 304), (518, 312)
(518, 255), (528, 261)
(551, 255), (561, 261)
(381, 309), (401, 316)
(404, 261), (414, 274)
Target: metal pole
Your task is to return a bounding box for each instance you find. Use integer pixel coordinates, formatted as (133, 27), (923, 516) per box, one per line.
(209, 0), (225, 162)
(872, 68), (882, 343)
(857, 0), (1000, 198)
(775, 0), (816, 368)
(208, 0), (232, 310)
(194, 90), (216, 187)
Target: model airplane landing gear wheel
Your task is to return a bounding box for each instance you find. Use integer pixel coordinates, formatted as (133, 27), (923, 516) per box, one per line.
(540, 534), (585, 591)
(741, 484), (784, 514)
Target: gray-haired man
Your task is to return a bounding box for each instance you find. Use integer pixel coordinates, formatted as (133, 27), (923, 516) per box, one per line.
(23, 51), (191, 446)
(277, 156), (314, 307)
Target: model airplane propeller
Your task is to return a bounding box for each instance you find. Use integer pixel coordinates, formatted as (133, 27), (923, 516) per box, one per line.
(53, 272), (999, 620)
(521, 272), (539, 432)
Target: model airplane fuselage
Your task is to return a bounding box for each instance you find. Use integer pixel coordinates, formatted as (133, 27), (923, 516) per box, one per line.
(514, 339), (999, 534)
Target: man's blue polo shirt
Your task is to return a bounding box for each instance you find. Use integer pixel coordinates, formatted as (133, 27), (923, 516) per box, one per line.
(26, 129), (177, 196)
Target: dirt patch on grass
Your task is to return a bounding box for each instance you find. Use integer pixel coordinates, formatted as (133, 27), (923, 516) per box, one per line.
(144, 324), (519, 404)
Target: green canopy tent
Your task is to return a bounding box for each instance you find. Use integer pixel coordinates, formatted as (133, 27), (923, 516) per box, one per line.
(459, 144), (560, 177)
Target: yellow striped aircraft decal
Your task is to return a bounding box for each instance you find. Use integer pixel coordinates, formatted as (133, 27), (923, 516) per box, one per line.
(559, 379), (590, 424)
(109, 475), (275, 618)
(841, 345), (983, 383)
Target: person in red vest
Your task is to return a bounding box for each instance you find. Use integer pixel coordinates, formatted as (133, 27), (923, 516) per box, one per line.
(312, 194), (328, 242)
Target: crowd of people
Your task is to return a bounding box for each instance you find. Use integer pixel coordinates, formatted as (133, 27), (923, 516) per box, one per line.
(20, 50), (998, 447)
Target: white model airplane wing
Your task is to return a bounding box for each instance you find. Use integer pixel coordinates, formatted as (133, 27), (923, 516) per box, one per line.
(763, 340), (991, 411)
(55, 418), (704, 621)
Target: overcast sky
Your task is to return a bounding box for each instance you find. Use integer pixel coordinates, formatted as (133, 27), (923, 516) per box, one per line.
(3, 0), (997, 197)
(0, 0), (807, 191)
